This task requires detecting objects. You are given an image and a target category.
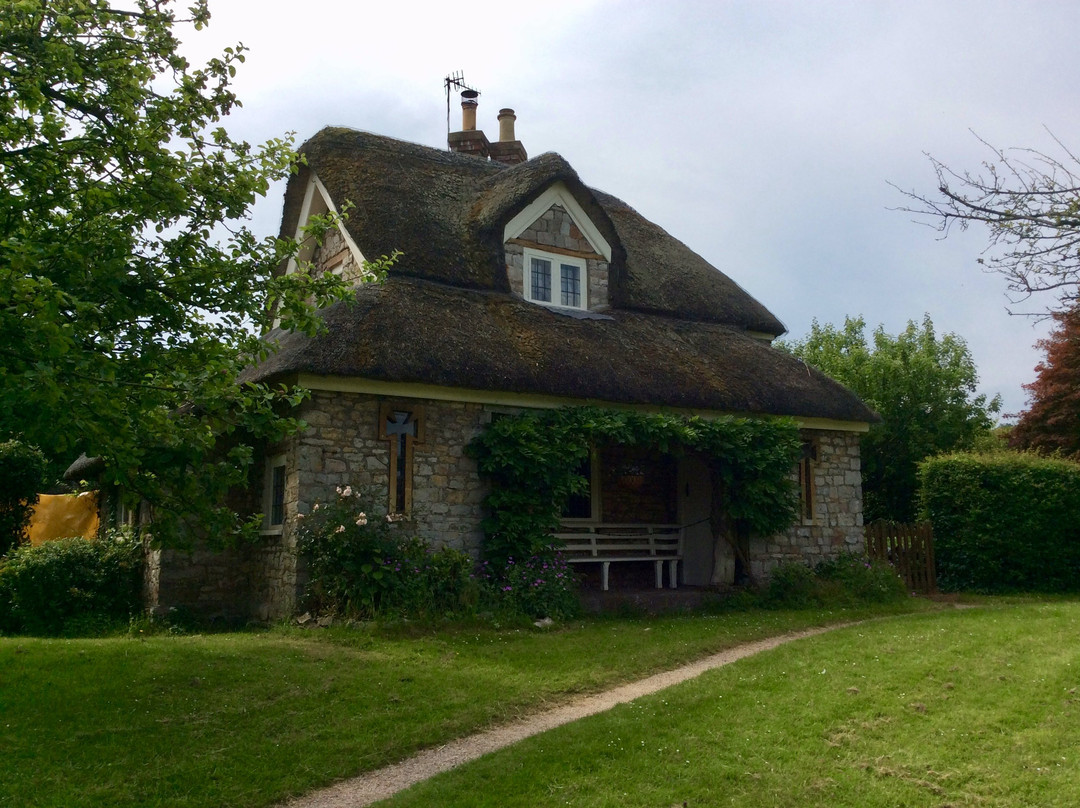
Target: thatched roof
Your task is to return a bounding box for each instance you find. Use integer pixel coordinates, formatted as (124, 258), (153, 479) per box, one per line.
(63, 453), (105, 482)
(249, 278), (876, 423)
(257, 128), (875, 423)
(283, 128), (784, 334)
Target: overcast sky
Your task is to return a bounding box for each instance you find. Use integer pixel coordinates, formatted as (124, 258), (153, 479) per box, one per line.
(181, 0), (1080, 417)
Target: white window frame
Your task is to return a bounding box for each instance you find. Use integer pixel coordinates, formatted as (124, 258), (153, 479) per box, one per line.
(262, 454), (287, 535)
(116, 495), (137, 528)
(523, 247), (588, 311)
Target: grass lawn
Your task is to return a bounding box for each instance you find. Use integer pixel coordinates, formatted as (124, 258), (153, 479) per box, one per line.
(0, 602), (930, 808)
(383, 600), (1080, 807)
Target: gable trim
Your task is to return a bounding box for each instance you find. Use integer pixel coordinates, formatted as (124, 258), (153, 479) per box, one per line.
(294, 373), (871, 433)
(505, 238), (603, 261)
(285, 172), (366, 276)
(503, 181), (612, 262)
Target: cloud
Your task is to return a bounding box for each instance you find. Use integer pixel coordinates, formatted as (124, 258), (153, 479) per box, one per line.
(194, 0), (1080, 415)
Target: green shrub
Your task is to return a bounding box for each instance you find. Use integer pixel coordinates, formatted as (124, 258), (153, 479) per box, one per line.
(296, 487), (477, 619)
(919, 451), (1080, 592)
(763, 552), (907, 608)
(763, 561), (820, 608)
(0, 439), (48, 556)
(0, 530), (143, 636)
(815, 552), (908, 602)
(477, 553), (581, 620)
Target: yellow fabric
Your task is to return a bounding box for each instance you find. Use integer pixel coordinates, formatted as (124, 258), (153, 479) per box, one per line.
(27, 492), (100, 545)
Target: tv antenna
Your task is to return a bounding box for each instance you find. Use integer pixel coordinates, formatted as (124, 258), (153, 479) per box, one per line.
(444, 71), (480, 134)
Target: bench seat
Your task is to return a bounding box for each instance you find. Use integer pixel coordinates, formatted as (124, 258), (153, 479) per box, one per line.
(554, 524), (684, 591)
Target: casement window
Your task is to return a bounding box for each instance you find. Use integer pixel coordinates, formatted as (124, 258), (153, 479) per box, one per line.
(523, 247), (587, 310)
(379, 402), (425, 516)
(562, 450), (600, 522)
(798, 440), (818, 523)
(116, 496), (137, 528)
(262, 454), (287, 533)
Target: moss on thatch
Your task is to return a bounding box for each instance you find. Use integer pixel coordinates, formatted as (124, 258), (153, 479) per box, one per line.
(259, 127), (873, 423)
(282, 128), (785, 333)
(249, 278), (875, 422)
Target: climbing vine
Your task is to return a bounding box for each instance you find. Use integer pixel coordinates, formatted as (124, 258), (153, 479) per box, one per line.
(467, 407), (802, 565)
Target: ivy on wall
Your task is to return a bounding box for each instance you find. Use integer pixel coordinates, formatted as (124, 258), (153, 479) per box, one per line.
(467, 407), (802, 565)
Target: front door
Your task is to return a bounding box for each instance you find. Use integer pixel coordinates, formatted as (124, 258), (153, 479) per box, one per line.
(677, 454), (714, 586)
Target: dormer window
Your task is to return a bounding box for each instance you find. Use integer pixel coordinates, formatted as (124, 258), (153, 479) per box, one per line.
(523, 248), (587, 310)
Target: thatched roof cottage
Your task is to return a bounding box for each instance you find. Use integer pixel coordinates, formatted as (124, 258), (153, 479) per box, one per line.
(149, 101), (875, 620)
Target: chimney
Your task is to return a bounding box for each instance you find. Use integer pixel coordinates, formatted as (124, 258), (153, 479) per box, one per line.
(447, 90), (489, 159)
(461, 90), (478, 131)
(497, 108), (516, 141)
(488, 108), (528, 165)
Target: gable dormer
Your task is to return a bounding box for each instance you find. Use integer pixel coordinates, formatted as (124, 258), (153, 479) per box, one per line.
(284, 168), (367, 285)
(502, 181), (613, 311)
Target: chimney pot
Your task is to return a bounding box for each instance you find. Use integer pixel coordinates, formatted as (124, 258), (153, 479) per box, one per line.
(461, 93), (478, 132)
(497, 108), (517, 142)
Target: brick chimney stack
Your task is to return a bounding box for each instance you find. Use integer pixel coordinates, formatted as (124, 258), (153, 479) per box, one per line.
(488, 108), (528, 165)
(447, 95), (527, 165)
(447, 90), (490, 159)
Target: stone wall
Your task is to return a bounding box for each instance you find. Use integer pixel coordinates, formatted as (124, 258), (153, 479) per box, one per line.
(293, 392), (489, 554)
(505, 203), (609, 309)
(312, 225), (365, 285)
(246, 435), (302, 621)
(144, 545), (256, 623)
(749, 429), (864, 579)
(142, 436), (303, 623)
(143, 394), (491, 621)
(144, 413), (865, 619)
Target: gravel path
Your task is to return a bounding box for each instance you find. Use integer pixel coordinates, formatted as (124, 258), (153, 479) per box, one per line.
(282, 623), (847, 808)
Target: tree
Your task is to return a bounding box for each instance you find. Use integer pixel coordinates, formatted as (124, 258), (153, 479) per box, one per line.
(0, 1), (385, 545)
(897, 133), (1080, 317)
(0, 439), (47, 556)
(1009, 305), (1080, 458)
(780, 315), (1001, 523)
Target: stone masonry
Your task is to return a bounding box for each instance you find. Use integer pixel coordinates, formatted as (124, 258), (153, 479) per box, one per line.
(314, 225), (366, 286)
(237, 392), (492, 619)
(144, 415), (864, 620)
(291, 392), (489, 551)
(749, 429), (864, 579)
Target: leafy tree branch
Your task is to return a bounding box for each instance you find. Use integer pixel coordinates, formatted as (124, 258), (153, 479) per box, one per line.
(0, 0), (391, 547)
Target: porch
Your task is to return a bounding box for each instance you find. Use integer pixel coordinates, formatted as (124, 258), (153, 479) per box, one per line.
(552, 445), (738, 591)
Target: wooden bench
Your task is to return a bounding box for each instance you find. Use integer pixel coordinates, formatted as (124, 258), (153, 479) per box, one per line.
(554, 524), (684, 591)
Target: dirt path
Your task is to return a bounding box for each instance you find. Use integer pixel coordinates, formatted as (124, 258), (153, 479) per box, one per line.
(282, 623), (847, 808)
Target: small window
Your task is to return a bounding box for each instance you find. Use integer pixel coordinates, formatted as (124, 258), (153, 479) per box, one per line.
(263, 455), (287, 533)
(531, 257), (552, 302)
(324, 253), (345, 276)
(116, 494), (137, 528)
(560, 264), (580, 307)
(379, 402), (425, 516)
(799, 440), (818, 523)
(523, 248), (587, 310)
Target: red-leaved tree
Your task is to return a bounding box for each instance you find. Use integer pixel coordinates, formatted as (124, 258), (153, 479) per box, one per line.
(1010, 306), (1080, 457)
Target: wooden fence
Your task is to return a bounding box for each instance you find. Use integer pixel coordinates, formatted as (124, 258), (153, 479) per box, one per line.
(865, 521), (937, 594)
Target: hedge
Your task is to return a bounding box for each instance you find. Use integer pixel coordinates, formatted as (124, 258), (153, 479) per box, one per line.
(919, 452), (1080, 592)
(0, 532), (143, 636)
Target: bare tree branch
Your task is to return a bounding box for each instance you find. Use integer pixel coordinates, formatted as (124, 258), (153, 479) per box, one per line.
(894, 131), (1080, 317)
